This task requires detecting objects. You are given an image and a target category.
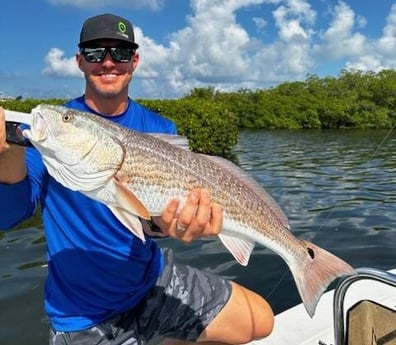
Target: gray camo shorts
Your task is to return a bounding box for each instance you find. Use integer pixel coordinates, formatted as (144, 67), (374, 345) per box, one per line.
(49, 248), (232, 345)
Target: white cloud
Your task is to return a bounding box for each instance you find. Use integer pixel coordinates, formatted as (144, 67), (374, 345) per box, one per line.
(345, 4), (396, 72)
(145, 0), (317, 96)
(273, 5), (313, 41)
(345, 55), (384, 72)
(376, 4), (396, 57)
(133, 27), (169, 79)
(137, 0), (267, 96)
(40, 0), (320, 97)
(40, 0), (396, 99)
(41, 48), (82, 77)
(315, 1), (367, 59)
(47, 0), (164, 10)
(252, 0), (315, 78)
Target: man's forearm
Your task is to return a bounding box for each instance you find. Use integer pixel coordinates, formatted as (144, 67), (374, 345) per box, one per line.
(0, 145), (27, 184)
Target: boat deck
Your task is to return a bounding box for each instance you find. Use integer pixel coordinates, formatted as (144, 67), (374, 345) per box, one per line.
(250, 268), (396, 345)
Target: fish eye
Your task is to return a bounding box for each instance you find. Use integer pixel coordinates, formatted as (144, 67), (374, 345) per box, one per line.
(62, 112), (74, 122)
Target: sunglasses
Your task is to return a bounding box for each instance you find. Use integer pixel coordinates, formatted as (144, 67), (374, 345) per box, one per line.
(80, 47), (135, 63)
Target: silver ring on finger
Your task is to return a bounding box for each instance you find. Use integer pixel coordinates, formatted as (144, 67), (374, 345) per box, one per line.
(176, 222), (187, 233)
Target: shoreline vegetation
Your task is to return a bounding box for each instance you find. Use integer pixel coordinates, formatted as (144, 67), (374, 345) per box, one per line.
(2, 69), (396, 156)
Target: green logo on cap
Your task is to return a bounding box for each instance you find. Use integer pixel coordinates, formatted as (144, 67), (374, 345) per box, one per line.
(118, 21), (127, 33)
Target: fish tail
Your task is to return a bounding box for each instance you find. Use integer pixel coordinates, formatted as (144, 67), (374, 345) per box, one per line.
(291, 240), (356, 318)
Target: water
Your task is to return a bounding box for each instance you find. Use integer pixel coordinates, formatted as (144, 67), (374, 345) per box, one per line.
(1, 129), (396, 344)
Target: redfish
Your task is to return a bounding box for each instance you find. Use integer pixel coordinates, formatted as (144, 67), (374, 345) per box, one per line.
(20, 104), (355, 317)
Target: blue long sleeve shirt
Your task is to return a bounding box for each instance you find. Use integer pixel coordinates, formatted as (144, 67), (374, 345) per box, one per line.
(0, 97), (177, 331)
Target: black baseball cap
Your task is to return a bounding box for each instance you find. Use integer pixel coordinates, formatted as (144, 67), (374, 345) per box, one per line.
(79, 13), (139, 49)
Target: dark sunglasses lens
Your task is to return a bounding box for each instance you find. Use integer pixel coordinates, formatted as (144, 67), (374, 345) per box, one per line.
(81, 47), (134, 63)
(109, 48), (134, 63)
(82, 48), (106, 63)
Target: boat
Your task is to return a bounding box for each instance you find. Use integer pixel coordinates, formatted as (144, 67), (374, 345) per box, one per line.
(4, 109), (396, 345)
(249, 267), (396, 345)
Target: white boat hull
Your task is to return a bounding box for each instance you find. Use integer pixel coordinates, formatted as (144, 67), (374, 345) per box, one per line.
(250, 268), (396, 345)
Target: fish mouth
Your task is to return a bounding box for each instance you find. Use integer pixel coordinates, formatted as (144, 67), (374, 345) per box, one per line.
(24, 107), (48, 143)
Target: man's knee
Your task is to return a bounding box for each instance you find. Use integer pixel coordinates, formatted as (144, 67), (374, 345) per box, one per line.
(199, 282), (274, 343)
(236, 283), (274, 340)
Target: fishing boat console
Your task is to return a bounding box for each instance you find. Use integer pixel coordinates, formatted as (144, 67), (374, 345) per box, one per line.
(334, 267), (396, 345)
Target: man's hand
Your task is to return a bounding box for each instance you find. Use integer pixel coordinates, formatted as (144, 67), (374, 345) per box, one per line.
(152, 188), (223, 243)
(0, 107), (27, 183)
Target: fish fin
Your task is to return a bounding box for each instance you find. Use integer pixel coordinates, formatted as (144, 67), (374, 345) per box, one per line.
(149, 134), (190, 150)
(291, 240), (356, 318)
(107, 206), (146, 243)
(201, 154), (290, 229)
(218, 233), (255, 266)
(113, 176), (151, 220)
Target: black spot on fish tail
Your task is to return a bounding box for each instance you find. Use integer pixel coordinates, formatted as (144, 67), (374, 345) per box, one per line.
(291, 240), (355, 318)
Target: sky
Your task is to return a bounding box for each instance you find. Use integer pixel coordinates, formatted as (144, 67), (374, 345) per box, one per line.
(1, 0), (396, 100)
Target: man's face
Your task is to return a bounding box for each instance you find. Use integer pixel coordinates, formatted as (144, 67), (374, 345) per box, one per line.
(77, 39), (139, 99)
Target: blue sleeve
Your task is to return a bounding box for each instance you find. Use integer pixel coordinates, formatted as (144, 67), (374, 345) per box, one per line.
(0, 179), (34, 229)
(162, 120), (177, 135)
(0, 148), (45, 230)
(168, 122), (177, 134)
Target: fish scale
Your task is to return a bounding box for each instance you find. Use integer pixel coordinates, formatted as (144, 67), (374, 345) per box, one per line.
(124, 140), (274, 234)
(22, 104), (356, 318)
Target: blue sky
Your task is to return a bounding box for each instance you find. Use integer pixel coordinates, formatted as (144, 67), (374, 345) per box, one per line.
(1, 0), (396, 100)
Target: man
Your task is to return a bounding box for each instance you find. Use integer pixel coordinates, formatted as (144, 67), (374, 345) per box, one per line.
(0, 13), (274, 345)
